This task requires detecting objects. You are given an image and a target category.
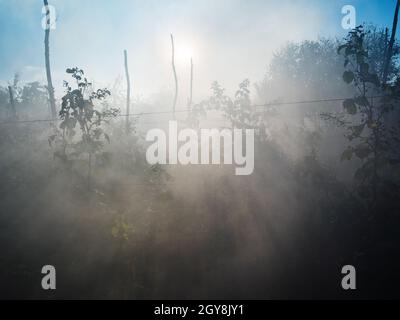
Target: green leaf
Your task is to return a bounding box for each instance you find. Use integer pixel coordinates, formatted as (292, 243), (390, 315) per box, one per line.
(343, 99), (357, 114)
(343, 71), (354, 84)
(341, 147), (354, 162)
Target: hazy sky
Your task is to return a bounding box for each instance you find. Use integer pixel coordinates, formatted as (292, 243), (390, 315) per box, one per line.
(0, 0), (397, 104)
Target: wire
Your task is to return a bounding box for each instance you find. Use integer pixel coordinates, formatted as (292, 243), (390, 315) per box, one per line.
(0, 95), (388, 126)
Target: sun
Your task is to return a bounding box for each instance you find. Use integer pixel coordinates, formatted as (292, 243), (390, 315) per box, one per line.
(175, 44), (195, 64)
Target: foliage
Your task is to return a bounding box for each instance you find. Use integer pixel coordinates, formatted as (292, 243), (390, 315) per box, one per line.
(0, 74), (49, 119)
(333, 26), (400, 204)
(111, 213), (134, 241)
(188, 80), (266, 138)
(49, 67), (119, 187)
(256, 38), (351, 104)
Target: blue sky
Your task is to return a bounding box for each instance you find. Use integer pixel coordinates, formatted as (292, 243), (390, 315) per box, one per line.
(0, 0), (397, 102)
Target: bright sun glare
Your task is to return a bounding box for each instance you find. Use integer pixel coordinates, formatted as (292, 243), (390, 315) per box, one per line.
(175, 44), (195, 64)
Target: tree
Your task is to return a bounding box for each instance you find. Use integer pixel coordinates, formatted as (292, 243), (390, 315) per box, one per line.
(256, 26), (399, 107)
(332, 26), (400, 206)
(188, 80), (264, 136)
(20, 82), (47, 105)
(49, 68), (119, 189)
(256, 39), (352, 104)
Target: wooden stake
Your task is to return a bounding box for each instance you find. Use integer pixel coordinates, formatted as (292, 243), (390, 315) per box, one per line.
(382, 0), (400, 86)
(124, 50), (131, 133)
(43, 0), (57, 119)
(171, 34), (178, 120)
(189, 58), (193, 108)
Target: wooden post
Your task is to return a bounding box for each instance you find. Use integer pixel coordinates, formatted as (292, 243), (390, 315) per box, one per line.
(171, 34), (178, 120)
(189, 58), (193, 108)
(124, 50), (131, 133)
(8, 86), (17, 119)
(43, 0), (57, 119)
(382, 0), (400, 86)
